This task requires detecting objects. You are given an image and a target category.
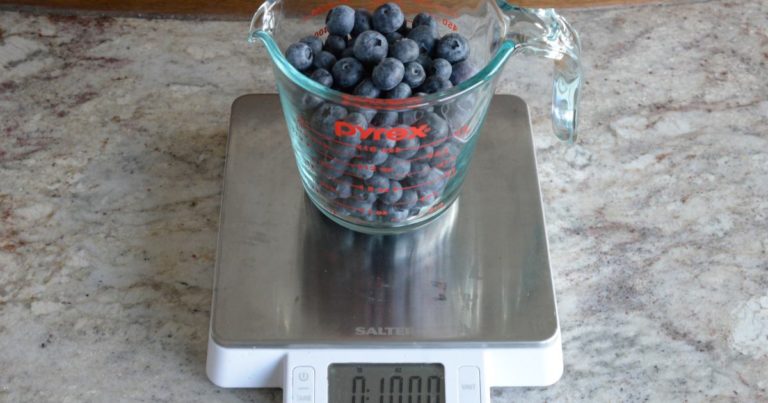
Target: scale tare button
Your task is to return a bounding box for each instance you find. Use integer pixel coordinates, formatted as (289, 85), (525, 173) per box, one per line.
(292, 366), (315, 402)
(458, 366), (481, 403)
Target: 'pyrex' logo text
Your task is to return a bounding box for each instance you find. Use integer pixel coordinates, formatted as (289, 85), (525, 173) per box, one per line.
(335, 121), (430, 141)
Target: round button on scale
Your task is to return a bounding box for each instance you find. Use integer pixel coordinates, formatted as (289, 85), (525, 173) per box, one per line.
(292, 366), (315, 402)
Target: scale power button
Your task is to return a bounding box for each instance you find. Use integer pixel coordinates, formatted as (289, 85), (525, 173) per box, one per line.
(458, 366), (481, 403)
(292, 366), (315, 403)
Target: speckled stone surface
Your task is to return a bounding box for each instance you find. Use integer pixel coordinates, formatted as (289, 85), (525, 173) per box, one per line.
(0, 1), (766, 401)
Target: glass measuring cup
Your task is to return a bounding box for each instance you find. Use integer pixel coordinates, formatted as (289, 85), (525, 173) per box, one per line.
(249, 0), (581, 234)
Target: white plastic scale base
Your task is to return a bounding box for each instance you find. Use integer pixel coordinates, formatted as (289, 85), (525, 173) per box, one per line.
(207, 95), (563, 402)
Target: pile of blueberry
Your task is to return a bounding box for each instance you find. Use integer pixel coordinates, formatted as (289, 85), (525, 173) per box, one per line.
(283, 2), (477, 224)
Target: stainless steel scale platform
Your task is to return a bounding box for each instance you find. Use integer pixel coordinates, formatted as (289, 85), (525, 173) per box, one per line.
(207, 94), (562, 402)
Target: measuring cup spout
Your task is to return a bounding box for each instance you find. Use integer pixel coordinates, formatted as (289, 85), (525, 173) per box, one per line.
(498, 3), (582, 142)
(249, 0), (279, 43)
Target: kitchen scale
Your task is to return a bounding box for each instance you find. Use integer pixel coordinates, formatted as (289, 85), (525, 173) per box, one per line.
(206, 94), (562, 402)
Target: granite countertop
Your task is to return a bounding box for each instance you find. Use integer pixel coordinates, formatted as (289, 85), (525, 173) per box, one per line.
(1, 0), (766, 401)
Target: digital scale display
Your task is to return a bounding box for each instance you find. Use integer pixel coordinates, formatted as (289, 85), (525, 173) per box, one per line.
(328, 364), (446, 403)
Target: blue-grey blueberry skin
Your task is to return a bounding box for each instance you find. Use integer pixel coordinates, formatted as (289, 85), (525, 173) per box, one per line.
(420, 168), (448, 193)
(286, 42), (314, 71)
(364, 135), (396, 151)
(299, 35), (323, 56)
(324, 157), (348, 179)
(415, 53), (433, 73)
(419, 76), (453, 94)
(394, 136), (420, 159)
(430, 58), (452, 80)
(408, 160), (431, 179)
(352, 183), (378, 203)
(416, 188), (437, 207)
(407, 25), (436, 55)
(311, 103), (348, 135)
(300, 93), (323, 111)
(370, 111), (398, 127)
(331, 176), (353, 199)
(384, 82), (412, 99)
(380, 180), (403, 204)
(351, 9), (373, 36)
(325, 5), (356, 36)
(310, 68), (333, 87)
(402, 61), (426, 88)
(389, 38), (420, 63)
(412, 13), (438, 36)
(412, 145), (434, 161)
(430, 142), (460, 169)
(323, 35), (347, 57)
(381, 204), (409, 222)
(344, 197), (375, 217)
(399, 108), (427, 126)
(372, 58), (405, 91)
(332, 57), (365, 88)
(449, 60), (477, 85)
(384, 32), (403, 46)
(379, 155), (411, 181)
(365, 174), (390, 194)
(341, 46), (356, 59)
(354, 79), (381, 98)
(435, 33), (470, 63)
(312, 50), (337, 71)
(372, 2), (405, 34)
(398, 189), (419, 209)
(331, 141), (357, 159)
(415, 112), (450, 142)
(359, 149), (389, 165)
(342, 112), (369, 134)
(353, 30), (389, 64)
(348, 159), (376, 180)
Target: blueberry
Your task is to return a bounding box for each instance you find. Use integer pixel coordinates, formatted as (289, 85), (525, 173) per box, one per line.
(323, 175), (353, 199)
(312, 103), (348, 135)
(359, 148), (389, 165)
(415, 112), (449, 142)
(381, 204), (409, 222)
(412, 145), (434, 161)
(324, 157), (348, 179)
(430, 142), (459, 169)
(415, 53), (433, 73)
(389, 38), (420, 63)
(394, 136), (419, 159)
(438, 95), (475, 133)
(449, 60), (477, 85)
(372, 3), (405, 34)
(299, 35), (323, 56)
(348, 159), (376, 180)
(344, 196), (375, 214)
(352, 9), (373, 36)
(286, 42), (314, 71)
(326, 5), (355, 36)
(370, 111), (399, 127)
(398, 189), (419, 209)
(435, 33), (470, 63)
(354, 79), (381, 98)
(384, 82), (412, 99)
(409, 160), (431, 179)
(365, 174), (390, 194)
(416, 188), (437, 206)
(384, 32), (403, 45)
(407, 25), (436, 55)
(372, 58), (405, 91)
(354, 107), (378, 122)
(342, 112), (369, 133)
(403, 61), (426, 88)
(352, 182), (378, 202)
(353, 31), (388, 65)
(324, 35), (347, 57)
(300, 93), (323, 111)
(331, 141), (357, 159)
(430, 58), (452, 80)
(379, 156), (411, 180)
(310, 68), (333, 87)
(412, 13), (438, 36)
(332, 57), (365, 88)
(313, 50), (337, 71)
(419, 76), (453, 94)
(399, 108), (427, 125)
(421, 168), (448, 193)
(341, 46), (356, 59)
(380, 180), (403, 204)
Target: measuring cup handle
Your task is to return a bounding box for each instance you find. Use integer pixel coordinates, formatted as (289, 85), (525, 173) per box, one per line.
(499, 4), (582, 142)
